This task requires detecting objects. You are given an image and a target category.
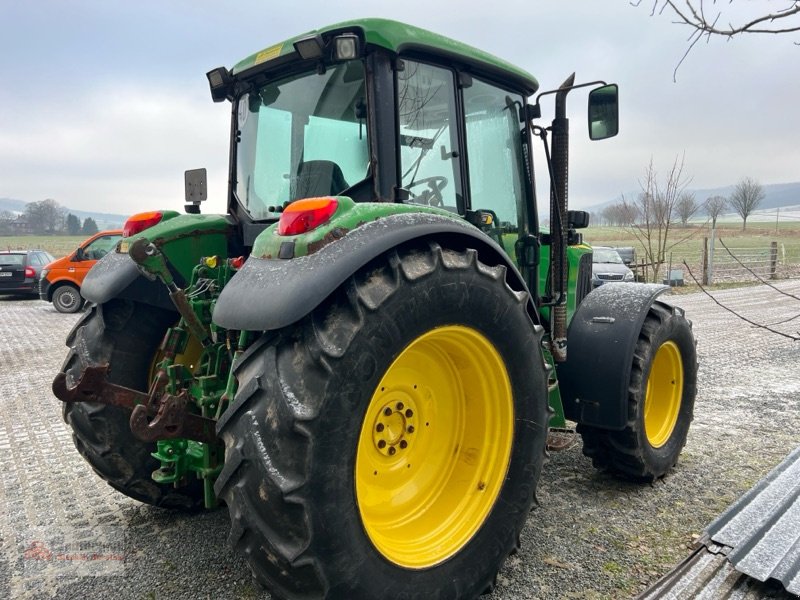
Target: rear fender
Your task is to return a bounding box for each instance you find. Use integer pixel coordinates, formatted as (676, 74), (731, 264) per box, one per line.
(81, 213), (231, 311)
(556, 283), (669, 430)
(213, 212), (537, 331)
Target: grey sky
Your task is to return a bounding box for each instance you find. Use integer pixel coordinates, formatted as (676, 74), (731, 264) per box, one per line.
(1, 0), (798, 215)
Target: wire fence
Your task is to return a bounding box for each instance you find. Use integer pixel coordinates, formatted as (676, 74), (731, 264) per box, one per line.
(625, 239), (800, 286)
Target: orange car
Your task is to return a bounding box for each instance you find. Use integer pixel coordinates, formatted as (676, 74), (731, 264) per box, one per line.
(39, 229), (123, 313)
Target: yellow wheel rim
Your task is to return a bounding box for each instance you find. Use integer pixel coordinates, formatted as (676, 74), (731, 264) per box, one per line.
(355, 325), (514, 569)
(644, 340), (684, 448)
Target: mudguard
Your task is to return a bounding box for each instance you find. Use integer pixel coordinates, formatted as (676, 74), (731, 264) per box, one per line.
(213, 212), (533, 331)
(81, 251), (176, 312)
(557, 282), (669, 430)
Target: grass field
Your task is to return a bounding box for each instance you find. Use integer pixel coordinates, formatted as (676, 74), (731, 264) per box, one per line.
(585, 222), (800, 263)
(4, 221), (800, 283)
(0, 235), (89, 259)
(585, 220), (800, 286)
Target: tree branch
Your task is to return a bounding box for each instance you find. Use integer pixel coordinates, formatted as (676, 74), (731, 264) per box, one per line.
(682, 260), (800, 341)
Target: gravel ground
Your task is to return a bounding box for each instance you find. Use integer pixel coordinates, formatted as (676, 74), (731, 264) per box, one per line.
(1, 281), (799, 599)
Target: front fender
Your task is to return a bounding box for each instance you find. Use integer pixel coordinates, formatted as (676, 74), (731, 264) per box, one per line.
(213, 212), (534, 331)
(557, 283), (669, 430)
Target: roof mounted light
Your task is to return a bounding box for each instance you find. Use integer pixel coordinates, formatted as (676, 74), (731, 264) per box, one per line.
(206, 67), (233, 103)
(293, 34), (325, 60)
(333, 34), (360, 61)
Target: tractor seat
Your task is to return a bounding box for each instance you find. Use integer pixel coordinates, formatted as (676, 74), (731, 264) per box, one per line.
(294, 160), (349, 199)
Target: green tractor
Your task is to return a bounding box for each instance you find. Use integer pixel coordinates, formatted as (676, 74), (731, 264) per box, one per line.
(53, 18), (697, 600)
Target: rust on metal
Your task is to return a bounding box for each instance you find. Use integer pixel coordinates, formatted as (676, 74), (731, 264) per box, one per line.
(53, 366), (217, 444)
(306, 226), (350, 255)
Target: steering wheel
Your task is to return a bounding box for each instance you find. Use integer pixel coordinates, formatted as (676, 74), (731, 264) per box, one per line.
(407, 176), (449, 207)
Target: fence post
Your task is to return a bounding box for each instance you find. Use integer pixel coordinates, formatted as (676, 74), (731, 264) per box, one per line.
(700, 237), (708, 285)
(708, 224), (716, 285)
(770, 241), (778, 279)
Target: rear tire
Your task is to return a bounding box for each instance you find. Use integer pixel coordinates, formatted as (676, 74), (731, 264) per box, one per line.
(52, 284), (83, 313)
(215, 242), (549, 599)
(578, 301), (697, 481)
(61, 299), (205, 509)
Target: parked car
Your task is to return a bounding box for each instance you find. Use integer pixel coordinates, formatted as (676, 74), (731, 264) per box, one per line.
(591, 246), (634, 287)
(40, 229), (123, 313)
(0, 250), (56, 296)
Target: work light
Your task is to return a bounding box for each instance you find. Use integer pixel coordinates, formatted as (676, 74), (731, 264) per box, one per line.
(333, 34), (359, 61)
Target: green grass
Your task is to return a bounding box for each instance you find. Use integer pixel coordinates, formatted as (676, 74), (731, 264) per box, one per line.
(0, 235), (88, 259)
(584, 223), (800, 266)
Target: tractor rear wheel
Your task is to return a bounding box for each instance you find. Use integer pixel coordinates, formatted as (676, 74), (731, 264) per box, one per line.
(215, 242), (549, 600)
(578, 301), (697, 481)
(61, 299), (205, 509)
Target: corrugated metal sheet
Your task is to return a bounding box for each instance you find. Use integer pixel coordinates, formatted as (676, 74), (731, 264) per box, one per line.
(706, 445), (800, 595)
(637, 543), (791, 599)
(638, 445), (800, 599)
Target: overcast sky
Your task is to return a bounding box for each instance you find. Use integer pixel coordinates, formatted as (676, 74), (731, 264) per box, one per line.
(1, 0), (798, 215)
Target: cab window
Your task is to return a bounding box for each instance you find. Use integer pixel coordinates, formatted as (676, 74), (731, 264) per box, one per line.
(463, 79), (528, 255)
(397, 61), (462, 212)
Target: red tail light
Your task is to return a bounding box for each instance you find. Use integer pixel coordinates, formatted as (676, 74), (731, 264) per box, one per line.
(278, 198), (338, 236)
(123, 211), (163, 237)
(24, 266), (35, 278)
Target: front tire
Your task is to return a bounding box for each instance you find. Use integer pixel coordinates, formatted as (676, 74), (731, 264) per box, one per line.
(215, 243), (549, 599)
(52, 284), (83, 313)
(579, 301), (697, 481)
(61, 299), (205, 509)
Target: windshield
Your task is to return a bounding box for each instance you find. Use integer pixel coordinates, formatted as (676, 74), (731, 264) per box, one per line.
(592, 248), (623, 264)
(235, 60), (370, 220)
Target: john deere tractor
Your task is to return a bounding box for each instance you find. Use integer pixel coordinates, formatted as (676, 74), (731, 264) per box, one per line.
(54, 18), (697, 600)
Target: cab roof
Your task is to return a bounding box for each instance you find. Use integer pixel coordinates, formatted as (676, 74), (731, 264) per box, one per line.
(232, 18), (539, 96)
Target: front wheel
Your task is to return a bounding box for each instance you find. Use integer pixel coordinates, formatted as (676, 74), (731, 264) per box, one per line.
(215, 242), (549, 599)
(52, 284), (83, 313)
(579, 301), (697, 481)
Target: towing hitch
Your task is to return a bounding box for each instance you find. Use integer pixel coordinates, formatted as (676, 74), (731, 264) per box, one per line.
(53, 365), (217, 444)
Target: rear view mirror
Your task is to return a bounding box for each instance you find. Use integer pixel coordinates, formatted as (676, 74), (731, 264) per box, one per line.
(567, 210), (590, 229)
(185, 168), (208, 214)
(588, 84), (619, 140)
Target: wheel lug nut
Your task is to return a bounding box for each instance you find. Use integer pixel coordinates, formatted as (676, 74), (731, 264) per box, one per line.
(396, 402), (404, 410)
(399, 440), (408, 449)
(388, 447), (396, 455)
(384, 408), (392, 417)
(407, 426), (414, 433)
(376, 423), (384, 432)
(405, 409), (413, 418)
(377, 440), (386, 449)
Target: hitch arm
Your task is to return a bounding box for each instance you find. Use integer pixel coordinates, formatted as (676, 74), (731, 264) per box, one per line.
(53, 366), (217, 444)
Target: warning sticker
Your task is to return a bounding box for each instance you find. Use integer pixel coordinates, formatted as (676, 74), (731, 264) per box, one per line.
(255, 44), (283, 65)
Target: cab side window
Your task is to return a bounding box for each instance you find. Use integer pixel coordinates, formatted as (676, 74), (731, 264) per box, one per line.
(463, 79), (528, 256)
(397, 61), (462, 212)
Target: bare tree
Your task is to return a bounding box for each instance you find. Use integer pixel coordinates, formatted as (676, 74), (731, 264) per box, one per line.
(704, 195), (727, 228)
(676, 191), (699, 226)
(636, 1), (800, 79)
(622, 155), (696, 282)
(24, 199), (66, 234)
(729, 177), (765, 230)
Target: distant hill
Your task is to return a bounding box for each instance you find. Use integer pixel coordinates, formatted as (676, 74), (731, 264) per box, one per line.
(0, 197), (127, 230)
(586, 181), (800, 215)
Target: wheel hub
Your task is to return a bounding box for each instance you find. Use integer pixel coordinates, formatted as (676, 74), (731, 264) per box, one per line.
(371, 398), (416, 456)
